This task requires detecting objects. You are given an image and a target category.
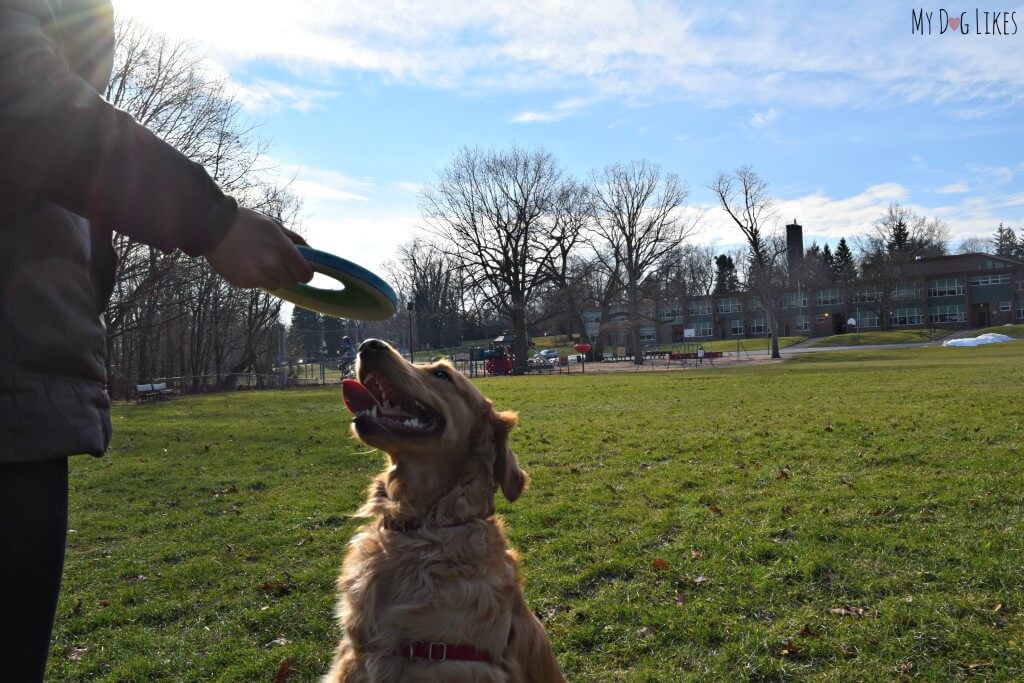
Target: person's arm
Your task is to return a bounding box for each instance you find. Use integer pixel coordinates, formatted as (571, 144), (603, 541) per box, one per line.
(0, 0), (313, 287)
(0, 0), (228, 256)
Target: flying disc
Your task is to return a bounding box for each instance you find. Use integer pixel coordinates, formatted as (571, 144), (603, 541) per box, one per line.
(265, 246), (398, 321)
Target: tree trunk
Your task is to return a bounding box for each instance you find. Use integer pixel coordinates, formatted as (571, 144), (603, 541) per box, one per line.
(628, 283), (643, 365)
(511, 305), (528, 375)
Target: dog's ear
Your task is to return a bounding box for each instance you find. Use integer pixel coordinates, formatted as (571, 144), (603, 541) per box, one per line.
(491, 409), (527, 502)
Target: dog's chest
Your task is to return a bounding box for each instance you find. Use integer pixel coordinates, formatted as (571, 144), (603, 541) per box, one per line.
(342, 526), (518, 652)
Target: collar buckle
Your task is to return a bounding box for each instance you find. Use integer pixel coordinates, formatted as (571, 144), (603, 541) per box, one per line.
(428, 642), (447, 661)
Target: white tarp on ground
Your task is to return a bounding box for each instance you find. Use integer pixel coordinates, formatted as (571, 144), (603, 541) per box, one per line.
(943, 333), (1015, 347)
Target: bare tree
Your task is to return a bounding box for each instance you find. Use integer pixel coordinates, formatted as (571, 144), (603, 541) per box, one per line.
(102, 19), (300, 396)
(545, 179), (593, 342)
(421, 146), (563, 373)
(385, 239), (465, 350)
(592, 160), (693, 363)
(711, 166), (786, 358)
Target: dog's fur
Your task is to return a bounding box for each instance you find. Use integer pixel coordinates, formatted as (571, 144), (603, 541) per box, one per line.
(324, 340), (564, 682)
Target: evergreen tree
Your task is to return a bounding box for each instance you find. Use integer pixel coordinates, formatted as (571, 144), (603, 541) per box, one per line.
(713, 254), (741, 294)
(993, 223), (1019, 258)
(822, 243), (835, 273)
(287, 306), (322, 359)
(832, 238), (856, 283)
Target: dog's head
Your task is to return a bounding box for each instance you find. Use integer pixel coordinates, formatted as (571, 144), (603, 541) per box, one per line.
(341, 339), (526, 505)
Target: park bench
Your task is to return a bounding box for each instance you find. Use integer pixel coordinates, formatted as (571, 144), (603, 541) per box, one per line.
(523, 361), (555, 374)
(135, 382), (174, 402)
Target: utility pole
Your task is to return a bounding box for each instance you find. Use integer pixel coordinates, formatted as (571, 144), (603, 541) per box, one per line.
(407, 300), (415, 364)
(277, 324), (287, 388)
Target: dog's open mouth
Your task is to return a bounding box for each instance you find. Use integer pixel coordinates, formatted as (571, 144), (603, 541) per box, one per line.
(342, 375), (442, 436)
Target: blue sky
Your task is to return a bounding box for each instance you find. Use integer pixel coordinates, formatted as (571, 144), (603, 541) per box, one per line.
(119, 0), (1024, 272)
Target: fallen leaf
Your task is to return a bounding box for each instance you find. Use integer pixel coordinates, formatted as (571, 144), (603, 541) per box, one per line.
(690, 550), (703, 560)
(968, 661), (992, 671)
(125, 574), (146, 583)
(69, 646), (88, 661)
(637, 626), (656, 638)
(674, 592), (688, 604)
(651, 558), (670, 571)
(692, 575), (709, 586)
(904, 596), (913, 603)
(777, 468), (791, 480)
(828, 606), (865, 617)
(707, 505), (723, 516)
(897, 662), (914, 674)
(274, 660), (293, 683)
(779, 640), (800, 657)
(993, 603), (1004, 613)
(799, 623), (815, 637)
(824, 423), (834, 432)
(268, 637), (291, 647)
(258, 576), (296, 596)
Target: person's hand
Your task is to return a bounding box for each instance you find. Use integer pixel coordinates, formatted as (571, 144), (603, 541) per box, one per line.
(205, 207), (314, 289)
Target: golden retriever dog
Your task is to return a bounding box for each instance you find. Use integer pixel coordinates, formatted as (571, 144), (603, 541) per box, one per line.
(323, 338), (564, 682)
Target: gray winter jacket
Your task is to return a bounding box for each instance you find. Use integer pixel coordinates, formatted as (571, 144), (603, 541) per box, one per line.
(0, 0), (238, 463)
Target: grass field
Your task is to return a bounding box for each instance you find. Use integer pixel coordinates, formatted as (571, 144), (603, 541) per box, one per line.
(805, 328), (948, 347)
(52, 342), (1024, 681)
(966, 323), (1024, 339)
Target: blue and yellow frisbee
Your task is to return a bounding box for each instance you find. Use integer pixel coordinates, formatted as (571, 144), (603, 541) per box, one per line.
(266, 246), (397, 321)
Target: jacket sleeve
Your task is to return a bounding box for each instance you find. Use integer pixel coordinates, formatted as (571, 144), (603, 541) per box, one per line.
(0, 0), (236, 256)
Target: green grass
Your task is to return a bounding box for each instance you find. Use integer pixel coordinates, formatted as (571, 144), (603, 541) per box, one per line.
(806, 328), (948, 347)
(966, 323), (1024, 339)
(52, 344), (1024, 681)
(649, 336), (803, 354)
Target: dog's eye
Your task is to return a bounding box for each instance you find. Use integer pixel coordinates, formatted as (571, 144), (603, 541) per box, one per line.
(432, 369), (452, 382)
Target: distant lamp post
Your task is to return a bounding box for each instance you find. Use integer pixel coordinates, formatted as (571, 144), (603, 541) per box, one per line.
(407, 300), (415, 363)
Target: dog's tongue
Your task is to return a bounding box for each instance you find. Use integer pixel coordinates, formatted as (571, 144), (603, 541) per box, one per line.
(342, 379), (379, 414)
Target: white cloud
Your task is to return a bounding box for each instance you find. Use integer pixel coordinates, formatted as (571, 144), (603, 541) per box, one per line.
(232, 79), (336, 112)
(696, 182), (1021, 249)
(749, 108), (779, 128)
(115, 0), (1024, 112)
(936, 182), (969, 195)
(273, 161), (372, 203)
(510, 97), (598, 124)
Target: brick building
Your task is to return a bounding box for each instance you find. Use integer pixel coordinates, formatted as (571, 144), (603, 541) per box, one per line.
(583, 224), (1024, 348)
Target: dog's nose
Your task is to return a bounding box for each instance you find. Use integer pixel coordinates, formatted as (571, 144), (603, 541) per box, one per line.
(359, 338), (388, 353)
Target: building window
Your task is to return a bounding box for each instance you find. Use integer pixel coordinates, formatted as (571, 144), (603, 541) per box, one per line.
(928, 304), (966, 323)
(1018, 306), (1024, 320)
(853, 289), (880, 303)
(694, 323), (713, 338)
(749, 319), (767, 335)
(891, 284), (921, 300)
(815, 315), (825, 324)
(717, 297), (741, 314)
(999, 301), (1012, 312)
(1016, 280), (1024, 293)
(890, 307), (924, 326)
(729, 321), (744, 336)
(640, 328), (656, 343)
(795, 315), (810, 332)
(659, 307), (680, 320)
(969, 274), (1011, 287)
(928, 278), (964, 297)
(853, 309), (880, 328)
(687, 300), (711, 316)
(814, 288), (839, 306)
(784, 292), (808, 309)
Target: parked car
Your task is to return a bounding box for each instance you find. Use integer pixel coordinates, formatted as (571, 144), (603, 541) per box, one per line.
(536, 348), (559, 360)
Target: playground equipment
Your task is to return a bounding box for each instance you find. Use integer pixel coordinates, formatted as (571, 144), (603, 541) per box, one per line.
(575, 343), (592, 372)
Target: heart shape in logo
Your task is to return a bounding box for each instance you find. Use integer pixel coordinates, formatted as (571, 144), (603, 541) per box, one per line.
(949, 16), (961, 30)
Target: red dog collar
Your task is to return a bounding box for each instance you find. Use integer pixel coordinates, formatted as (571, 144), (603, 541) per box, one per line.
(397, 640), (491, 663)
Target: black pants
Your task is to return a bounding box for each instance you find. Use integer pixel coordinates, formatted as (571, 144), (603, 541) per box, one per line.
(0, 458), (69, 682)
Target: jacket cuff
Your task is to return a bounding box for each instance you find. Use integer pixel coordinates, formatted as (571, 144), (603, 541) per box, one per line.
(183, 194), (238, 257)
